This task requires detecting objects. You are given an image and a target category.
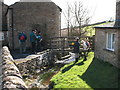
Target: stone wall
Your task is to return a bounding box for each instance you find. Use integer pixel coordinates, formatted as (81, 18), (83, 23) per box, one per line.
(1, 46), (55, 89)
(2, 3), (8, 31)
(95, 29), (119, 68)
(15, 49), (54, 76)
(118, 30), (120, 67)
(2, 46), (28, 89)
(1, 3), (8, 46)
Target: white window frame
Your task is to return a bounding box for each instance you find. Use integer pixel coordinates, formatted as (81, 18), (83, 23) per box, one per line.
(106, 33), (116, 51)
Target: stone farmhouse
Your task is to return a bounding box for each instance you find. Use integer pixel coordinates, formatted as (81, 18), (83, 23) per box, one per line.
(94, 0), (120, 68)
(2, 0), (62, 50)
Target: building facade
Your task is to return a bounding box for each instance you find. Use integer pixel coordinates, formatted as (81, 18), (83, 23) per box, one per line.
(1, 3), (8, 46)
(7, 1), (61, 50)
(95, 0), (120, 68)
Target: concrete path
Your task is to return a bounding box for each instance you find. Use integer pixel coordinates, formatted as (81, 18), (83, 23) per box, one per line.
(56, 52), (75, 64)
(14, 51), (49, 64)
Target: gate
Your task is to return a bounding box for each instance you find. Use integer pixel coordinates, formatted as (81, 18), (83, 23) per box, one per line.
(48, 36), (95, 54)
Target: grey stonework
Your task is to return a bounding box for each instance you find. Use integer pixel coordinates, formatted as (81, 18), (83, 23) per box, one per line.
(2, 46), (28, 89)
(95, 0), (120, 68)
(95, 29), (120, 68)
(115, 1), (120, 26)
(16, 49), (54, 76)
(7, 2), (61, 50)
(1, 46), (55, 89)
(1, 3), (8, 46)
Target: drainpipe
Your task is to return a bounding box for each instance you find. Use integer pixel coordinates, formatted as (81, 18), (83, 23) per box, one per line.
(60, 12), (61, 37)
(9, 7), (14, 50)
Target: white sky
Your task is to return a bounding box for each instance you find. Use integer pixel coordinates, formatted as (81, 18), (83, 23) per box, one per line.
(4, 0), (116, 29)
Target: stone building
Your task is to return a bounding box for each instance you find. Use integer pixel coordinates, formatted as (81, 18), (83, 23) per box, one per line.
(6, 0), (62, 50)
(94, 0), (120, 68)
(1, 3), (8, 46)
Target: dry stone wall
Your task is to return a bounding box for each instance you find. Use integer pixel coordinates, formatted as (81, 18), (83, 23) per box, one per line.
(1, 46), (55, 89)
(16, 50), (54, 76)
(2, 46), (28, 89)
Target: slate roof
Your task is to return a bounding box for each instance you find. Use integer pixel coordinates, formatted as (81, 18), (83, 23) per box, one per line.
(94, 22), (120, 29)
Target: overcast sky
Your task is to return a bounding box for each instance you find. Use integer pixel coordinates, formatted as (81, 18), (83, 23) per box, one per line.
(4, 0), (116, 28)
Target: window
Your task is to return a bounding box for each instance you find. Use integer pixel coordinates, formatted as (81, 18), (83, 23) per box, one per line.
(0, 32), (4, 41)
(106, 33), (116, 51)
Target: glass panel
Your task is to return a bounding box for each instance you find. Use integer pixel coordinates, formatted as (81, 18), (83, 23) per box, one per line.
(107, 33), (111, 49)
(112, 34), (115, 42)
(112, 34), (115, 50)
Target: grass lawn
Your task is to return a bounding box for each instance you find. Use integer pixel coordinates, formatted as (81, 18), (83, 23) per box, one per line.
(51, 52), (119, 89)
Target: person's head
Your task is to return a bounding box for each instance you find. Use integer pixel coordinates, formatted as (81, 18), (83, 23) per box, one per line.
(32, 30), (37, 34)
(38, 31), (41, 34)
(75, 37), (79, 41)
(85, 38), (88, 41)
(22, 31), (25, 34)
(35, 30), (37, 34)
(32, 30), (35, 34)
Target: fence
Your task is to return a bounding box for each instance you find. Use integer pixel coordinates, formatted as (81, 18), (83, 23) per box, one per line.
(48, 36), (95, 54)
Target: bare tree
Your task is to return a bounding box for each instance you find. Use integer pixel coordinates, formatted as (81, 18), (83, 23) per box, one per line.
(63, 1), (91, 37)
(63, 2), (72, 37)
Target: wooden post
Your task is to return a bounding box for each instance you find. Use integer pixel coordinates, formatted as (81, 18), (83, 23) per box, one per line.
(61, 37), (65, 56)
(50, 37), (52, 49)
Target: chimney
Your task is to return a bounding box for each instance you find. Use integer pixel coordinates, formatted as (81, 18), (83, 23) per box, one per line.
(115, 0), (120, 26)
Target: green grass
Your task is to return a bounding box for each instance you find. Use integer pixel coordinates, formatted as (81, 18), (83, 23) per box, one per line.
(51, 52), (119, 89)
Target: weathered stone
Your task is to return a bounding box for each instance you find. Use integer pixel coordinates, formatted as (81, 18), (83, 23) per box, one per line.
(3, 81), (27, 89)
(3, 81), (18, 88)
(95, 28), (120, 68)
(36, 69), (41, 74)
(2, 46), (28, 89)
(16, 49), (54, 76)
(2, 46), (14, 62)
(3, 64), (19, 72)
(2, 46), (56, 89)
(3, 69), (22, 78)
(3, 76), (27, 88)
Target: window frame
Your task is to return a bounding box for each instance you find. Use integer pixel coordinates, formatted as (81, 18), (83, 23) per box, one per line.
(106, 33), (116, 51)
(0, 32), (4, 41)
